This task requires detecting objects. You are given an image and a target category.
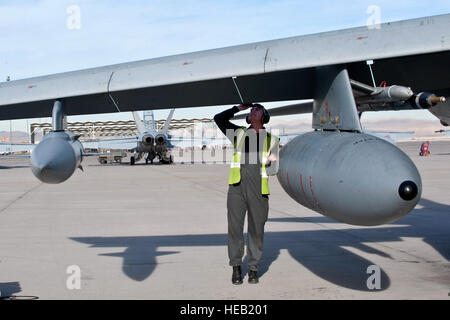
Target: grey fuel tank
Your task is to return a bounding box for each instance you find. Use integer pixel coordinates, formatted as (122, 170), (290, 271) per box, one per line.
(277, 131), (421, 226)
(31, 131), (83, 184)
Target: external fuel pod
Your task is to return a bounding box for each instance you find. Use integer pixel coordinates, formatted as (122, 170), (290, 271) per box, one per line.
(31, 131), (83, 184)
(277, 131), (421, 226)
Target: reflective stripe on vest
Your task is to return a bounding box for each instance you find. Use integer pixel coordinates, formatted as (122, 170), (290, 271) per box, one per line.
(228, 127), (277, 195)
(228, 127), (246, 185)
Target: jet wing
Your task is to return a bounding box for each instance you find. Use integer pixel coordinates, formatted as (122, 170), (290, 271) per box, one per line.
(0, 142), (35, 154)
(168, 136), (229, 149)
(0, 14), (449, 120)
(232, 101), (314, 120)
(81, 137), (138, 150)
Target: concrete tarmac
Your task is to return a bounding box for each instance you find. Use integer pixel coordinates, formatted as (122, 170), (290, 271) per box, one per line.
(0, 141), (449, 299)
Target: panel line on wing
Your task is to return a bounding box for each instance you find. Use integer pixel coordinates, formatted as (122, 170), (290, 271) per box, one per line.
(107, 71), (121, 112)
(263, 48), (269, 73)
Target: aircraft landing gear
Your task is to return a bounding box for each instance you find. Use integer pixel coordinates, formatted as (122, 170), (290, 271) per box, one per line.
(146, 152), (156, 164)
(130, 156), (135, 165)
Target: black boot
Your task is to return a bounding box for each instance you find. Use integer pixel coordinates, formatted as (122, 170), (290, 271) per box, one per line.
(232, 266), (243, 285)
(248, 270), (259, 284)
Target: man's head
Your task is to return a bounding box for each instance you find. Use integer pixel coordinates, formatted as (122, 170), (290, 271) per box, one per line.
(246, 104), (270, 125)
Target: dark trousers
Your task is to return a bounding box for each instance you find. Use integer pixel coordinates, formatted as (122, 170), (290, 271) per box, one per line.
(227, 164), (269, 271)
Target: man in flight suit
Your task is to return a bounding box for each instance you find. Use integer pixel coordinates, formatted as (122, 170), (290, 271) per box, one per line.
(214, 103), (279, 285)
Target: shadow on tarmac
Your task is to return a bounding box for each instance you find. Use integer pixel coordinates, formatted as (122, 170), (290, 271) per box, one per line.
(70, 198), (449, 291)
(0, 282), (22, 298)
(0, 165), (30, 169)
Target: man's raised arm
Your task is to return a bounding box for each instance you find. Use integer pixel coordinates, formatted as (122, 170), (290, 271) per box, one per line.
(213, 104), (251, 136)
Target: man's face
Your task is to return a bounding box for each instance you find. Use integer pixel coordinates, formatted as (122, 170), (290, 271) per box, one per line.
(250, 106), (264, 124)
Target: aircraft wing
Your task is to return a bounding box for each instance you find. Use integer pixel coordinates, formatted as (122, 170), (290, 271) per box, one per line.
(0, 14), (449, 121)
(168, 136), (230, 149)
(0, 142), (35, 154)
(440, 130), (450, 137)
(232, 100), (314, 120)
(81, 137), (138, 150)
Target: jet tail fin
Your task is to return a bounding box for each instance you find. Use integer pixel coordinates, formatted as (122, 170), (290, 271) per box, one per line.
(161, 109), (175, 135)
(132, 111), (146, 135)
(143, 110), (156, 132)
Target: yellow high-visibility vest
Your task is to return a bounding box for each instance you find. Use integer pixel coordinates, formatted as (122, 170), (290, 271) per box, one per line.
(228, 127), (278, 195)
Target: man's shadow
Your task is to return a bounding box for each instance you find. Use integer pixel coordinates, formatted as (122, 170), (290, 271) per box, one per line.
(0, 282), (22, 299)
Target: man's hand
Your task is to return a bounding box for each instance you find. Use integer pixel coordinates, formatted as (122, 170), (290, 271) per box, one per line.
(237, 103), (253, 111)
(268, 153), (277, 162)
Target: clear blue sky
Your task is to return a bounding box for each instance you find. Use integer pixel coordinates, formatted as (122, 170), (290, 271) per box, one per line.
(1, 0), (449, 131)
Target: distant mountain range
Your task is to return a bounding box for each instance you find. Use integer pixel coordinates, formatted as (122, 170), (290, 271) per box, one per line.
(0, 131), (30, 143)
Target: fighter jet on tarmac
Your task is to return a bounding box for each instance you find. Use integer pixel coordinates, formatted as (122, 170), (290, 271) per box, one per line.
(129, 109), (175, 165)
(81, 109), (175, 164)
(1, 14), (449, 226)
(435, 129), (450, 136)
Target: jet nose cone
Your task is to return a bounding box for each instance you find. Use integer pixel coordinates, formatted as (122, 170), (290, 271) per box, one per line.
(398, 180), (419, 201)
(31, 136), (77, 184)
